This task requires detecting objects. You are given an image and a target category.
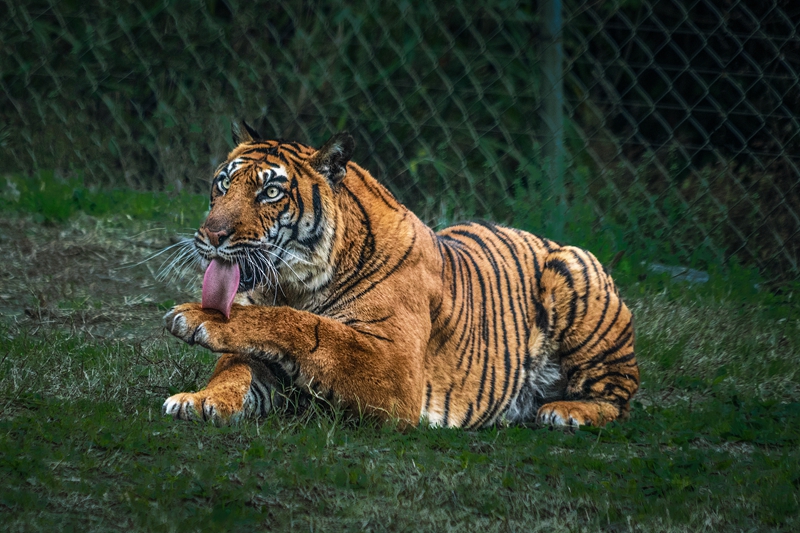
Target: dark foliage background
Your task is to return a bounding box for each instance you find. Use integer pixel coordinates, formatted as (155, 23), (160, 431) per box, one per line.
(1, 0), (798, 284)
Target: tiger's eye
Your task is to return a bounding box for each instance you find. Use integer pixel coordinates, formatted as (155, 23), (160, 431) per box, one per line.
(266, 186), (280, 198)
(221, 176), (231, 190)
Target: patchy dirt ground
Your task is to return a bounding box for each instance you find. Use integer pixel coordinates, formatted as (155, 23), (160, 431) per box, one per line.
(0, 213), (199, 339)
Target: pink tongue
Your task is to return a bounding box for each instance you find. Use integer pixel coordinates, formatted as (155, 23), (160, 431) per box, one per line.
(201, 258), (240, 319)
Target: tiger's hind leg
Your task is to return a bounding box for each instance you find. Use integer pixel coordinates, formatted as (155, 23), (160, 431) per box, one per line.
(535, 246), (639, 427)
(163, 353), (280, 424)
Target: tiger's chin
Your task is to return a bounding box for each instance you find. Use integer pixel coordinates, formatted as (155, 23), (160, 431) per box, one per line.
(243, 272), (331, 310)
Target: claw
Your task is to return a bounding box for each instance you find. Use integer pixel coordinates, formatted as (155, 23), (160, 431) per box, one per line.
(162, 391), (238, 425)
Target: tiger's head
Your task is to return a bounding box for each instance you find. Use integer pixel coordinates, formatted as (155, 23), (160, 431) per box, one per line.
(193, 122), (355, 297)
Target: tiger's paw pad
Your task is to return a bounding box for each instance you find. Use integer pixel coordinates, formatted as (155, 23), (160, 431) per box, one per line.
(162, 391), (242, 425)
(537, 401), (603, 428)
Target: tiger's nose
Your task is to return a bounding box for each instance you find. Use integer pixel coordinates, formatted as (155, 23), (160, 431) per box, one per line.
(204, 228), (231, 247)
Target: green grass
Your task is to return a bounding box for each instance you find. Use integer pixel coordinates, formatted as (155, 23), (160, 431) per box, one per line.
(1, 171), (208, 228)
(1, 325), (799, 531)
(1, 177), (799, 531)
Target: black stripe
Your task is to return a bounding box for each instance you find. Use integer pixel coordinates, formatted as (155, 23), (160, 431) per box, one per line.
(456, 227), (519, 425)
(297, 184), (324, 247)
(604, 352), (637, 366)
(571, 297), (625, 362)
(445, 235), (491, 416)
(423, 383), (432, 413)
(463, 403), (474, 428)
(310, 321), (321, 353)
(561, 255), (612, 357)
(580, 369), (638, 392)
(442, 387), (453, 427)
(325, 227), (417, 313)
(472, 223), (528, 416)
(566, 323), (634, 381)
(544, 258), (578, 341)
(250, 380), (268, 415)
(430, 238), (465, 357)
(289, 177), (304, 240)
(318, 186), (378, 312)
(343, 315), (393, 326)
(240, 146), (279, 157)
(349, 328), (394, 343)
(352, 166), (400, 210)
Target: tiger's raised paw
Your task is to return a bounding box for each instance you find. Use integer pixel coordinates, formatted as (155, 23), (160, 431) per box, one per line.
(164, 302), (233, 352)
(537, 400), (619, 428)
(162, 390), (245, 425)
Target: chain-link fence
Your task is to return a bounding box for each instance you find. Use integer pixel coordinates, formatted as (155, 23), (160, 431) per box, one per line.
(2, 0), (798, 285)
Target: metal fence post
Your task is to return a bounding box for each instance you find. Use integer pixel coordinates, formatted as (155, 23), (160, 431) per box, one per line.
(541, 0), (566, 240)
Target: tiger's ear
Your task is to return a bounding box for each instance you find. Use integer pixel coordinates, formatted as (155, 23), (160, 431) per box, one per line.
(231, 120), (261, 145)
(309, 132), (355, 188)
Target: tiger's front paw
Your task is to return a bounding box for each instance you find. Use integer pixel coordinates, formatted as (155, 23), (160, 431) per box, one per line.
(162, 389), (247, 424)
(164, 303), (230, 352)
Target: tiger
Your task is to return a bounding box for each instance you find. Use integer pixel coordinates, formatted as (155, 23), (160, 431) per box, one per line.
(162, 122), (639, 428)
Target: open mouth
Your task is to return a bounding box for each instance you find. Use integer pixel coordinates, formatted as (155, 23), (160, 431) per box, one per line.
(238, 259), (262, 292)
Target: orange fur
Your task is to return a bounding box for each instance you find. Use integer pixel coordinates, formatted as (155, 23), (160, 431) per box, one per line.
(163, 127), (639, 427)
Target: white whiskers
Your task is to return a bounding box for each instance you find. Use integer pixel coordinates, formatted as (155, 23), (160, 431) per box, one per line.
(261, 241), (314, 266)
(259, 246), (312, 290)
(152, 237), (202, 284)
(131, 230), (318, 298)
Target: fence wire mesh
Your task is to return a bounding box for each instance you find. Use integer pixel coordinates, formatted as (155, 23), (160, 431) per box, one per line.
(2, 0), (798, 286)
